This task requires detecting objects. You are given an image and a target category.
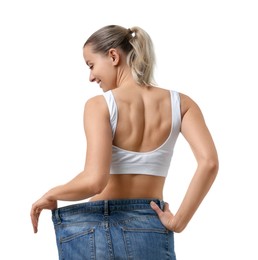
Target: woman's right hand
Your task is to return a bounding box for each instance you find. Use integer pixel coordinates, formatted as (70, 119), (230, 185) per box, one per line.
(30, 195), (57, 233)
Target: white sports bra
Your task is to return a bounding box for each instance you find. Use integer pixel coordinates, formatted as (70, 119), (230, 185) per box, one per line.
(102, 90), (181, 177)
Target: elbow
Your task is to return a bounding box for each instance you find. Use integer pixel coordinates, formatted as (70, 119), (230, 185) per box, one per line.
(199, 156), (219, 177)
(88, 173), (109, 195)
(206, 158), (219, 177)
(91, 184), (105, 195)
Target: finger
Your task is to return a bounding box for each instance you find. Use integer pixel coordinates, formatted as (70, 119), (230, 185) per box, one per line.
(163, 202), (170, 212)
(33, 219), (38, 233)
(150, 201), (164, 217)
(30, 207), (39, 233)
(31, 214), (38, 233)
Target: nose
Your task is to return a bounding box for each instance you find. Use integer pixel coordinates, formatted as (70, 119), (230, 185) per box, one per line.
(89, 71), (96, 82)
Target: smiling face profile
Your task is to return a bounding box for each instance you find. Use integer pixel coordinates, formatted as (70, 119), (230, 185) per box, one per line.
(83, 45), (120, 92)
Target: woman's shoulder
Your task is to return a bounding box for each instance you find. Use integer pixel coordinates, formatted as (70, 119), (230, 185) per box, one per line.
(177, 92), (203, 119)
(84, 94), (109, 115)
(85, 93), (107, 105)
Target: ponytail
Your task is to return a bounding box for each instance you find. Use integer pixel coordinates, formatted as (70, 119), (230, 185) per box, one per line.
(127, 26), (156, 86)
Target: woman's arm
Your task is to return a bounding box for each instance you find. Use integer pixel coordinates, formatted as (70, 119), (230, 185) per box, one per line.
(151, 93), (219, 232)
(31, 95), (112, 232)
(44, 96), (112, 201)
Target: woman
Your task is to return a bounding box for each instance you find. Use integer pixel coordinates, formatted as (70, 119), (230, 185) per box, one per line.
(31, 25), (219, 259)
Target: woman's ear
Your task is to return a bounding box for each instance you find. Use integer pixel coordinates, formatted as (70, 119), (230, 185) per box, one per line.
(108, 48), (120, 66)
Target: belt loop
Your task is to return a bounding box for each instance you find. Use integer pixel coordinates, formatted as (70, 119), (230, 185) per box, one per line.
(104, 200), (109, 216)
(54, 209), (62, 225)
(159, 199), (164, 210)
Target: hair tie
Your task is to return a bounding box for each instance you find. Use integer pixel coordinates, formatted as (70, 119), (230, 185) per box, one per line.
(128, 28), (135, 37)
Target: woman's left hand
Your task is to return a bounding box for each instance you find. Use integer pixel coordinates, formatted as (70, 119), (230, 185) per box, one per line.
(30, 195), (57, 233)
(150, 201), (175, 231)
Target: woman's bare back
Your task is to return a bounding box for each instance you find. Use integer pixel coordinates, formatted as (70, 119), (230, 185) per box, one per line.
(90, 85), (174, 201)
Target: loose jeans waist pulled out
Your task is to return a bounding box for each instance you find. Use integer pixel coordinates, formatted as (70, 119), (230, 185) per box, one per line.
(52, 198), (176, 260)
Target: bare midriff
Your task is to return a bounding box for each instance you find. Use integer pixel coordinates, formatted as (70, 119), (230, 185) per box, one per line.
(89, 174), (165, 201)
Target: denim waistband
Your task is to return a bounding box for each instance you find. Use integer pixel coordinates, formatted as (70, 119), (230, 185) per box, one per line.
(52, 198), (164, 219)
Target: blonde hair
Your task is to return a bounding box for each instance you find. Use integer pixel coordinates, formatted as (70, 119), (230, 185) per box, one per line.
(84, 25), (156, 86)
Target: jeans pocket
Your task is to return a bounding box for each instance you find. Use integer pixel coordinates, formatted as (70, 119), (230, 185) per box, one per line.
(57, 225), (96, 260)
(122, 226), (175, 260)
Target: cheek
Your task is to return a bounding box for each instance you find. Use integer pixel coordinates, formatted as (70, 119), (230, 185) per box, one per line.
(106, 71), (117, 84)
(107, 65), (117, 77)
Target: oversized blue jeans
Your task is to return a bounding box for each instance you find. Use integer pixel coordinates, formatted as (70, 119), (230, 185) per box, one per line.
(52, 199), (176, 260)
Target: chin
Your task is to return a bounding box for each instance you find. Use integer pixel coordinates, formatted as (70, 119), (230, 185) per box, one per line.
(102, 86), (113, 92)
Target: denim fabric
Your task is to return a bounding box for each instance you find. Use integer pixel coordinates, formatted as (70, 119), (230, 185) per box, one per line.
(52, 199), (176, 260)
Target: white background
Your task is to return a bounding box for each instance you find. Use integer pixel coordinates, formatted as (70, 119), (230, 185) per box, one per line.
(0, 0), (257, 259)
